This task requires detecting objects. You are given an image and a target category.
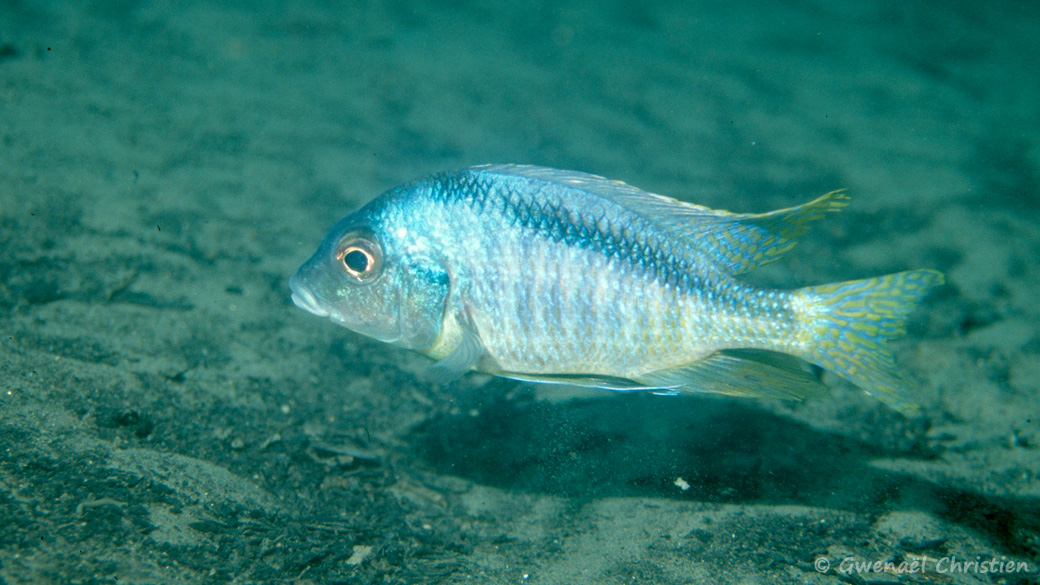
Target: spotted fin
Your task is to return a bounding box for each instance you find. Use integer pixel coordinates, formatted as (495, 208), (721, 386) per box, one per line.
(472, 165), (848, 274)
(637, 349), (827, 400)
(683, 190), (850, 274)
(800, 269), (945, 413)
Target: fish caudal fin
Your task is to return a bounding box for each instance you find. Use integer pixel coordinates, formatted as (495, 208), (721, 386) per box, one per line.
(801, 269), (944, 413)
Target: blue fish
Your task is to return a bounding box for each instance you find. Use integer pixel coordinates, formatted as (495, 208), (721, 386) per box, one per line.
(290, 165), (943, 412)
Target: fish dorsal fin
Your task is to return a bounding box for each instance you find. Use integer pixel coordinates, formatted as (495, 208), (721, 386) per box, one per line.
(471, 165), (848, 274)
(681, 190), (849, 274)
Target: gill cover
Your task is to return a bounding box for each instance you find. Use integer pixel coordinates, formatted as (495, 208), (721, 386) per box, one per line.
(391, 257), (451, 351)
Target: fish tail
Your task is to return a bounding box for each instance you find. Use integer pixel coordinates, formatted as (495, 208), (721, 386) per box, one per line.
(799, 269), (944, 413)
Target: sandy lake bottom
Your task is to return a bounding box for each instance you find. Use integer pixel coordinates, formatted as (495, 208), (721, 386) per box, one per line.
(1, 1), (1038, 583)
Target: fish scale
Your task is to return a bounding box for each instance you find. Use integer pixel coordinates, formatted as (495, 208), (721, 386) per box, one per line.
(290, 164), (944, 412)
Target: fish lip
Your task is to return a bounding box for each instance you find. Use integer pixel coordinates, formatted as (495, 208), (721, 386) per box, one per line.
(289, 283), (329, 318)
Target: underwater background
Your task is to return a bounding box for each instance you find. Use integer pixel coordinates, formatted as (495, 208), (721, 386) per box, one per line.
(1, 0), (1037, 583)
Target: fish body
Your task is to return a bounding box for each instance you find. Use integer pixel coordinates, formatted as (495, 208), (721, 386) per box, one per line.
(290, 165), (943, 412)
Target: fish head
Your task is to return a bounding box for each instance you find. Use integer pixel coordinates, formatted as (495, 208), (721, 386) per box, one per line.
(289, 202), (450, 352)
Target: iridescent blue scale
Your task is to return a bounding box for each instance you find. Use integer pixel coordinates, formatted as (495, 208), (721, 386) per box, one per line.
(291, 164), (943, 413)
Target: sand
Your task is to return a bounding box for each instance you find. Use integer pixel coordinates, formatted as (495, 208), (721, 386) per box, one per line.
(0, 1), (1037, 583)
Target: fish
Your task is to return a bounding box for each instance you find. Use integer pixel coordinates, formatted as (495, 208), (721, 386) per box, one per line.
(290, 164), (943, 413)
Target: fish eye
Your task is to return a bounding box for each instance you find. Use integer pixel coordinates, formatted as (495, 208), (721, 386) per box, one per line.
(344, 249), (369, 273)
(335, 234), (382, 282)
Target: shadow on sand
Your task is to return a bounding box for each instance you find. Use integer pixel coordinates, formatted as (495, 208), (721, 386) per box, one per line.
(410, 390), (1039, 557)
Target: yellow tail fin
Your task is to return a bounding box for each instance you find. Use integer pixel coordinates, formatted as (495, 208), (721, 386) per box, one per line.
(802, 269), (944, 413)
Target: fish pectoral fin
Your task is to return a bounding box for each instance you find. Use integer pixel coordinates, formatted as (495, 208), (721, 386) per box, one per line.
(498, 371), (677, 392)
(427, 325), (485, 383)
(638, 349), (827, 400)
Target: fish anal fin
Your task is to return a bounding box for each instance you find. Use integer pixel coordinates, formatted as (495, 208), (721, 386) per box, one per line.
(638, 349), (827, 400)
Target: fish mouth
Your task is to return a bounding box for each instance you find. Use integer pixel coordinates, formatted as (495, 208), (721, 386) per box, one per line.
(289, 280), (329, 318)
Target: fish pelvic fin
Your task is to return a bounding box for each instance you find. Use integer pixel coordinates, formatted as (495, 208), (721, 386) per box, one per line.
(497, 371), (674, 392)
(799, 269), (944, 413)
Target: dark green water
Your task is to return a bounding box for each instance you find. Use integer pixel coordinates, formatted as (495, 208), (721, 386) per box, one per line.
(0, 1), (1037, 583)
